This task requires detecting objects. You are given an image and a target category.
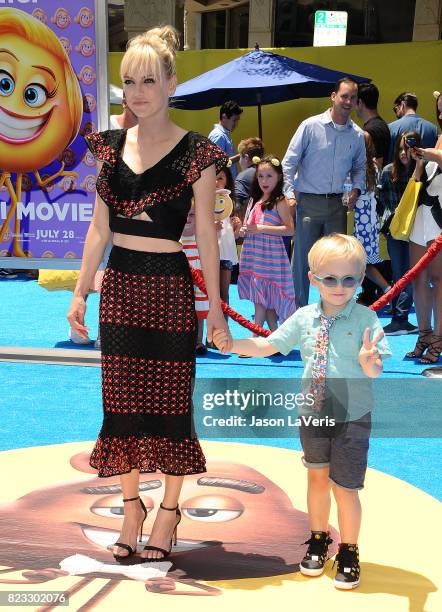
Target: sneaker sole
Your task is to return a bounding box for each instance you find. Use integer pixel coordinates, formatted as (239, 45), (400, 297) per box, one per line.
(333, 578), (360, 590)
(300, 565), (325, 577)
(384, 329), (412, 336)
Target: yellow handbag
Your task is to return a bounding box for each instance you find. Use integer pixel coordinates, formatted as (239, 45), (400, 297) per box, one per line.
(38, 269), (80, 292)
(390, 178), (422, 241)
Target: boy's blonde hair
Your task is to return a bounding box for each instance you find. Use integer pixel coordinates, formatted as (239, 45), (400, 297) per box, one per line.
(308, 234), (367, 274)
(120, 25), (180, 83)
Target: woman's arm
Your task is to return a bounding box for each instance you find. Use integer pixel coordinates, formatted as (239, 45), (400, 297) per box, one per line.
(67, 167), (111, 337)
(247, 198), (294, 236)
(213, 329), (277, 357)
(411, 156), (425, 181)
(193, 164), (232, 346)
(73, 192), (111, 299)
(413, 146), (442, 169)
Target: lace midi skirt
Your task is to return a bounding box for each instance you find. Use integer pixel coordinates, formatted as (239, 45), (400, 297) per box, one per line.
(89, 245), (206, 477)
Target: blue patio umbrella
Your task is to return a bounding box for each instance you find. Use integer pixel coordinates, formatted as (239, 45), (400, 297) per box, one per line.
(171, 49), (370, 138)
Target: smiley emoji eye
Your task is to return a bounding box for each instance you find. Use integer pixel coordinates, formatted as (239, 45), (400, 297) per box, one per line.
(91, 505), (153, 519)
(24, 85), (49, 108)
(0, 72), (15, 97)
(182, 508), (243, 522)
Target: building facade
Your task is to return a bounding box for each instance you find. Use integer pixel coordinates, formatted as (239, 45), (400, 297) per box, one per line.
(108, 0), (441, 50)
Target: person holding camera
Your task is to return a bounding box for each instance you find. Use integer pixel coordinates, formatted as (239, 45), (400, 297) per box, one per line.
(378, 131), (421, 335)
(388, 92), (438, 163)
(405, 92), (442, 363)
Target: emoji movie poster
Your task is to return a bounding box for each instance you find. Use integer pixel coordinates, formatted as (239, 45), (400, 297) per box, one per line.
(0, 1), (99, 262)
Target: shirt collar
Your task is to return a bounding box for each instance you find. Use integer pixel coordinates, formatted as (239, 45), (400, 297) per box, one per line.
(214, 123), (231, 135)
(313, 298), (356, 320)
(321, 108), (352, 129)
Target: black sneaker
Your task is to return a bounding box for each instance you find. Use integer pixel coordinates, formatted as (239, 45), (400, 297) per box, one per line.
(333, 543), (360, 589)
(383, 320), (418, 336)
(300, 531), (333, 576)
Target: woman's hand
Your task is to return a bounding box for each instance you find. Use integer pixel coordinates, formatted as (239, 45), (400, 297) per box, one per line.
(239, 225), (247, 238)
(245, 223), (260, 234)
(212, 328), (230, 352)
(214, 219), (223, 232)
(206, 305), (232, 353)
(67, 295), (90, 339)
(412, 147), (442, 164)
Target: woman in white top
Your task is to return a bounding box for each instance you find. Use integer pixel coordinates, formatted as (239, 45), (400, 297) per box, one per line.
(406, 94), (442, 364)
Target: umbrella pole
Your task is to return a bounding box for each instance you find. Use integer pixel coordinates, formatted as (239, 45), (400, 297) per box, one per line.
(257, 103), (262, 140)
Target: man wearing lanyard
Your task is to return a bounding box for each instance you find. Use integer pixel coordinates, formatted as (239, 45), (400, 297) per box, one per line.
(282, 77), (366, 308)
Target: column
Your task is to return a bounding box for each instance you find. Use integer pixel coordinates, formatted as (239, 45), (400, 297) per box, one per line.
(248, 0), (275, 48)
(413, 0), (442, 41)
(124, 0), (179, 39)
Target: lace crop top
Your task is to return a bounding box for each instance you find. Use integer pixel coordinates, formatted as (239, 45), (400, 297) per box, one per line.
(85, 129), (228, 242)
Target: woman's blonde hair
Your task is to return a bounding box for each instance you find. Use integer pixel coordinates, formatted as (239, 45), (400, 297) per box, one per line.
(308, 234), (367, 274)
(120, 25), (180, 83)
(0, 8), (82, 144)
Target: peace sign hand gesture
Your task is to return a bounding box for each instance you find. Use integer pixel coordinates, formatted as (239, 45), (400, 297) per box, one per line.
(358, 327), (384, 378)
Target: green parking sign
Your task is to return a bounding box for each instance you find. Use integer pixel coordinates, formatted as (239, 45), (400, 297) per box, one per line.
(313, 10), (348, 47)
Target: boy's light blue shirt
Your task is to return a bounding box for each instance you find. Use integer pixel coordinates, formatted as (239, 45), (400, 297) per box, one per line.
(267, 299), (392, 419)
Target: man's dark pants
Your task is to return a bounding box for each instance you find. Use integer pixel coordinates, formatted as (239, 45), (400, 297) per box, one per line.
(293, 193), (347, 308)
(386, 234), (413, 321)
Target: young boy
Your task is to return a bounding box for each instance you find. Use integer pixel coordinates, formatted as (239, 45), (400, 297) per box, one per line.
(213, 233), (391, 590)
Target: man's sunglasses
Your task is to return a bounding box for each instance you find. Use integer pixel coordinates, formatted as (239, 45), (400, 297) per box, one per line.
(312, 273), (362, 288)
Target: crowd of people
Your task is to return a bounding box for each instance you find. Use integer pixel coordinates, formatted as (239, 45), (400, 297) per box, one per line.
(61, 24), (441, 592)
(205, 83), (442, 364)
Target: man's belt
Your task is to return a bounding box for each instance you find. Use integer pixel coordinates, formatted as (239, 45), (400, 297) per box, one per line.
(308, 192), (343, 198)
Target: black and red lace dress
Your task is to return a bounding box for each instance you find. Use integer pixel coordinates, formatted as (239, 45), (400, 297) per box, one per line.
(85, 129), (228, 477)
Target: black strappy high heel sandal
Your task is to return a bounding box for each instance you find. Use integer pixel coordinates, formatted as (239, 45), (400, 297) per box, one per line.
(142, 502), (181, 562)
(405, 328), (433, 358)
(113, 496), (148, 562)
(419, 335), (442, 364)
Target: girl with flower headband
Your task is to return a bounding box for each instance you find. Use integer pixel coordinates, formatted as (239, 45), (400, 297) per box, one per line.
(237, 155), (296, 335)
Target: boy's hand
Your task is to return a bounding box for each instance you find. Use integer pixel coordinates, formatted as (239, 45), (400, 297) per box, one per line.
(213, 328), (230, 353)
(359, 328), (383, 368)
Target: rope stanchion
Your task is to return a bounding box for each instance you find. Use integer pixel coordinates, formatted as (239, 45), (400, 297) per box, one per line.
(190, 267), (271, 337)
(190, 231), (442, 337)
(370, 231), (442, 312)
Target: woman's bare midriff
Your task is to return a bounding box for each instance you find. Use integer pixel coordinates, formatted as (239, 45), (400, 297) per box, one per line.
(112, 233), (183, 253)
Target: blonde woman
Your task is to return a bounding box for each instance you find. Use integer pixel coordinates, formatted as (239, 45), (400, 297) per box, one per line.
(67, 26), (231, 562)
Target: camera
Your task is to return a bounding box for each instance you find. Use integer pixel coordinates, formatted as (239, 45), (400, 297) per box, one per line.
(405, 136), (417, 148)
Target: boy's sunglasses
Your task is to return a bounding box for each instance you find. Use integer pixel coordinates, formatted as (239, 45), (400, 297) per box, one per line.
(312, 273), (362, 288)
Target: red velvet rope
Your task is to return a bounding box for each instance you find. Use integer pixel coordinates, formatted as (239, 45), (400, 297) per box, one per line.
(369, 231), (442, 312)
(190, 230), (442, 338)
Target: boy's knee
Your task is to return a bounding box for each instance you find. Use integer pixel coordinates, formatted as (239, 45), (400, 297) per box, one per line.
(307, 467), (330, 485)
(332, 481), (361, 497)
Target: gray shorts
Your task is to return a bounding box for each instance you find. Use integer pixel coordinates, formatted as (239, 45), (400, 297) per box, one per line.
(299, 412), (371, 490)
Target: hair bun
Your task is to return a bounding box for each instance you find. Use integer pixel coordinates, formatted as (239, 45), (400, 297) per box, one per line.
(147, 25), (180, 55)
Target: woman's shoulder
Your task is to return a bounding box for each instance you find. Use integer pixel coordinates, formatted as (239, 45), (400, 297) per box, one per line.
(188, 131), (225, 153)
(84, 129), (125, 163)
(184, 131), (229, 181)
(381, 163), (393, 174)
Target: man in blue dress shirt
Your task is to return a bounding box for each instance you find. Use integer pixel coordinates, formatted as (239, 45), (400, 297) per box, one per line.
(208, 100), (243, 178)
(282, 77), (366, 308)
(387, 92), (438, 163)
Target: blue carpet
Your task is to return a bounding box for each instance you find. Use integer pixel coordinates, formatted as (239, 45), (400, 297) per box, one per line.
(1, 274), (441, 500)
